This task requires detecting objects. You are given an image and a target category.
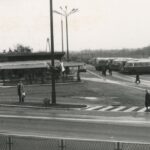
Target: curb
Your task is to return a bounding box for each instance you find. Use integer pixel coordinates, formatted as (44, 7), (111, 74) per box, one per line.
(0, 103), (87, 110)
(0, 81), (84, 88)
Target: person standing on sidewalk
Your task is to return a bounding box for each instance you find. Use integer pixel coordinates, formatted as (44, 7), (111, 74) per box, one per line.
(17, 80), (25, 103)
(145, 89), (150, 111)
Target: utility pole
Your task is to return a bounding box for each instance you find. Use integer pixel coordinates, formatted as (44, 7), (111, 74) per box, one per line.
(50, 0), (56, 104)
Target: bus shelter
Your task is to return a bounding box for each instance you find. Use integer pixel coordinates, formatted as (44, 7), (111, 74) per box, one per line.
(0, 60), (61, 85)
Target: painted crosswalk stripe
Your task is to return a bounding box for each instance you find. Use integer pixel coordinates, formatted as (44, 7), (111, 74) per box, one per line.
(98, 106), (114, 111)
(86, 106), (103, 111)
(124, 106), (139, 112)
(110, 106), (126, 112)
(137, 107), (146, 112)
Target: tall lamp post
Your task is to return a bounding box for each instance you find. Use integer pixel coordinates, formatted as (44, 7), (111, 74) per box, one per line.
(49, 0), (56, 104)
(60, 8), (64, 52)
(46, 38), (51, 52)
(54, 6), (78, 61)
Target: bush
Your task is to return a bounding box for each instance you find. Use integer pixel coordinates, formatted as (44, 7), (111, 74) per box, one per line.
(43, 98), (50, 107)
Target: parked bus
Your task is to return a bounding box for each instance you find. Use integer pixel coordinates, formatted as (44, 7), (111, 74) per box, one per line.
(92, 57), (114, 71)
(111, 57), (133, 71)
(121, 59), (150, 74)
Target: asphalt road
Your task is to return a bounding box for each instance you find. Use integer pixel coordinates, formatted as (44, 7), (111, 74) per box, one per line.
(85, 67), (150, 90)
(0, 107), (150, 144)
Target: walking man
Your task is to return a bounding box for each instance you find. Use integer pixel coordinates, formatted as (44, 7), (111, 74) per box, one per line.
(135, 73), (140, 84)
(17, 80), (25, 103)
(102, 65), (106, 77)
(108, 64), (112, 76)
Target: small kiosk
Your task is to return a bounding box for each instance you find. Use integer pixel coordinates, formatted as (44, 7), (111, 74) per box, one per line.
(62, 62), (86, 81)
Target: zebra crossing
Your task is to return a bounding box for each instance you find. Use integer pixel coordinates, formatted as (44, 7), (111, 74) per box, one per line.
(85, 105), (147, 112)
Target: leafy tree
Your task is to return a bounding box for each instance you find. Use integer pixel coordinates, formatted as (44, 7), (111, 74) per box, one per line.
(14, 44), (33, 53)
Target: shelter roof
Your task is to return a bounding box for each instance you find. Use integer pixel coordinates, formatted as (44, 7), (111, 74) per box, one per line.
(0, 60), (60, 70)
(0, 52), (65, 62)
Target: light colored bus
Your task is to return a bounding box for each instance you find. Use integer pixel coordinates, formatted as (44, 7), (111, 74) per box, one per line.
(121, 58), (150, 74)
(111, 57), (134, 71)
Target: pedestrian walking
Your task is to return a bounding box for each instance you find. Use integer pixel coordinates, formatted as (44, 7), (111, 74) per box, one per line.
(102, 65), (106, 77)
(108, 64), (112, 76)
(17, 80), (25, 103)
(135, 73), (140, 84)
(109, 69), (112, 76)
(145, 89), (150, 111)
(106, 61), (112, 76)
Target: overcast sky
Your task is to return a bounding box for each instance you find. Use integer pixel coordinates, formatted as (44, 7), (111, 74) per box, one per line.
(0, 0), (150, 52)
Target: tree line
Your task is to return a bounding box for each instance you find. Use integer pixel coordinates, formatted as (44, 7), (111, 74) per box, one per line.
(2, 44), (33, 54)
(69, 45), (150, 63)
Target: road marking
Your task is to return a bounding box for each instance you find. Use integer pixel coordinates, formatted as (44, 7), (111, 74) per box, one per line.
(85, 105), (148, 113)
(86, 106), (103, 111)
(98, 106), (114, 111)
(137, 107), (146, 112)
(111, 106), (126, 112)
(87, 70), (103, 79)
(1, 113), (150, 130)
(124, 106), (139, 112)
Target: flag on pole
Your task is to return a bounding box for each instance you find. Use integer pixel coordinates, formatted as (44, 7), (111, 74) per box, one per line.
(60, 61), (65, 72)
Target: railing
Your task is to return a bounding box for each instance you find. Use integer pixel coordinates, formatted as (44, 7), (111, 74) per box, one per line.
(0, 135), (150, 150)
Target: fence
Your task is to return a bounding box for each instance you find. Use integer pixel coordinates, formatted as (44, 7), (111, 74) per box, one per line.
(0, 135), (150, 150)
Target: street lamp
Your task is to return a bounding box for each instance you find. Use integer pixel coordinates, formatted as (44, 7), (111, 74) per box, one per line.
(46, 38), (51, 52)
(60, 7), (64, 52)
(49, 0), (56, 104)
(54, 6), (78, 61)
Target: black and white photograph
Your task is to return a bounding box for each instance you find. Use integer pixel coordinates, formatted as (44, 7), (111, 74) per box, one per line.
(0, 0), (150, 149)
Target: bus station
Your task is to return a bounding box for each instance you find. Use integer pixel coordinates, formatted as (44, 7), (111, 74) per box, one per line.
(0, 52), (86, 85)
